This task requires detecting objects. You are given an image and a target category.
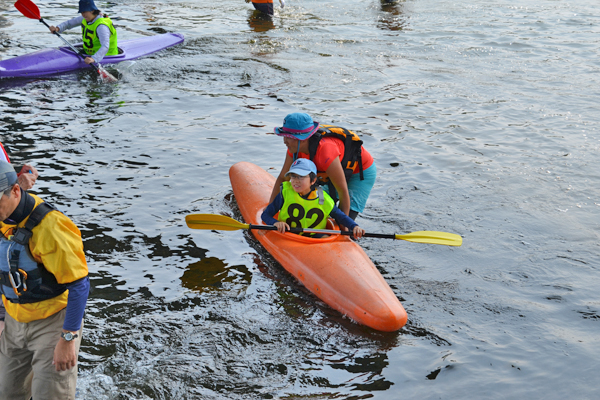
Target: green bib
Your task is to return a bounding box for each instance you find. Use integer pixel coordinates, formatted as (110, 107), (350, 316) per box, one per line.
(278, 182), (335, 230)
(81, 16), (118, 56)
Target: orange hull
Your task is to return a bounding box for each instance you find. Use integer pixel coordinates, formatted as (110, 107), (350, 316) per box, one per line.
(229, 162), (407, 332)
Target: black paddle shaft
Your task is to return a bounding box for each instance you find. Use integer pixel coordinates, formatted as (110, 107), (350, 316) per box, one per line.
(38, 18), (87, 58)
(247, 224), (396, 239)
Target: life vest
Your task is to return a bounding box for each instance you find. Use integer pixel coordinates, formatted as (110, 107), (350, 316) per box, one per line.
(278, 182), (335, 230)
(81, 16), (118, 56)
(0, 202), (67, 304)
(307, 125), (364, 183)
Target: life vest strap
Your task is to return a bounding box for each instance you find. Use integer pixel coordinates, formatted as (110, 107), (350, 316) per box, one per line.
(11, 202), (56, 246)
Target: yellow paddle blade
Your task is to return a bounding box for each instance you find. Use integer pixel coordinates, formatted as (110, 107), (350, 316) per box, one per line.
(395, 231), (463, 246)
(185, 214), (249, 231)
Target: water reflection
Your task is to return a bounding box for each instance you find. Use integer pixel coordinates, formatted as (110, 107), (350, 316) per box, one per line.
(180, 257), (251, 292)
(377, 0), (408, 31)
(247, 10), (275, 33)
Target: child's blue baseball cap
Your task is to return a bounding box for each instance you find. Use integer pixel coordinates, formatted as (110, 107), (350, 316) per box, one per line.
(285, 158), (317, 177)
(79, 0), (99, 13)
(274, 113), (320, 141)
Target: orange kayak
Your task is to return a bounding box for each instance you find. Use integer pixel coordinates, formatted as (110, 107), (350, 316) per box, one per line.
(229, 162), (407, 332)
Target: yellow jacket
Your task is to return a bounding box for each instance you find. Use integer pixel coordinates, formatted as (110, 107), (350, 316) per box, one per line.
(1, 194), (88, 323)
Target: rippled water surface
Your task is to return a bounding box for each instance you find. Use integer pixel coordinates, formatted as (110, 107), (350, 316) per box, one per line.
(1, 0), (599, 398)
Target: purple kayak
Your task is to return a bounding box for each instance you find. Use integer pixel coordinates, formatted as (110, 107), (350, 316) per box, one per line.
(0, 32), (184, 78)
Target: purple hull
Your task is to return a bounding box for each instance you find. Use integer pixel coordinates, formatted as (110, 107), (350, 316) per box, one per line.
(0, 33), (184, 78)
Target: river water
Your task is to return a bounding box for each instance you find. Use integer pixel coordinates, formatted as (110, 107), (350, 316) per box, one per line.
(1, 0), (599, 398)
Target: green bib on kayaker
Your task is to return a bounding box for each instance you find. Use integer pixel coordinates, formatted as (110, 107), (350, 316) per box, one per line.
(81, 16), (118, 56)
(278, 182), (335, 230)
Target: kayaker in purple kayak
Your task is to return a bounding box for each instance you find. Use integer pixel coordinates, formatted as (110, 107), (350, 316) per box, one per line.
(48, 0), (118, 65)
(262, 158), (365, 238)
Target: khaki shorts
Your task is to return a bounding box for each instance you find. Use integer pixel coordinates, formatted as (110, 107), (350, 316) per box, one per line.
(0, 308), (83, 400)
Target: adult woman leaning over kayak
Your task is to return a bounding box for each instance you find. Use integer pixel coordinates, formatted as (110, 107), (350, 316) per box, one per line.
(269, 113), (376, 220)
(48, 0), (118, 65)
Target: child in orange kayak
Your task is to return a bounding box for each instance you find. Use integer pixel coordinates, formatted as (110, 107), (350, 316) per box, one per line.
(261, 158), (365, 238)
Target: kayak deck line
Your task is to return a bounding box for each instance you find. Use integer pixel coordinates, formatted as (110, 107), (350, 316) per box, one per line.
(230, 161), (407, 332)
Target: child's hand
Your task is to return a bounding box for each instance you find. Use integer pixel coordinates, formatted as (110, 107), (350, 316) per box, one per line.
(274, 221), (290, 233)
(352, 226), (365, 239)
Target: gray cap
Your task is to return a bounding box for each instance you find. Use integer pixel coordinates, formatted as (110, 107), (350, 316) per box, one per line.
(0, 161), (18, 193)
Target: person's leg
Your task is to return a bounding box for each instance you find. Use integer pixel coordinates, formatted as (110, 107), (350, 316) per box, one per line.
(252, 1), (274, 15)
(347, 163), (377, 220)
(29, 309), (82, 400)
(0, 313), (34, 399)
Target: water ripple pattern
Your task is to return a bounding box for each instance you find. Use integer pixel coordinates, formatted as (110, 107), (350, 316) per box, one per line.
(1, 0), (599, 398)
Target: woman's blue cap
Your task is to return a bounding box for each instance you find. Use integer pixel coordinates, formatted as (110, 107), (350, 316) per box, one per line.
(275, 113), (320, 141)
(79, 0), (99, 13)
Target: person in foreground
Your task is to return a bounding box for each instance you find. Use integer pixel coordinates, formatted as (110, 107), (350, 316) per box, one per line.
(48, 0), (118, 65)
(245, 0), (285, 16)
(269, 112), (377, 220)
(262, 158), (365, 238)
(0, 161), (89, 399)
(0, 144), (38, 334)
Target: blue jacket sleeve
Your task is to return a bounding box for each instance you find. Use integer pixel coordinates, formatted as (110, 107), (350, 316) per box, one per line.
(63, 276), (90, 331)
(330, 206), (358, 230)
(261, 193), (284, 225)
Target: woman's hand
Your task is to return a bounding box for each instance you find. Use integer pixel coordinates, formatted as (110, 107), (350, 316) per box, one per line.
(274, 221), (290, 233)
(49, 25), (60, 33)
(84, 57), (95, 65)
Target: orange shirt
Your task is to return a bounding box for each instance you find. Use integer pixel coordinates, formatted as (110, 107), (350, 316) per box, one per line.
(286, 137), (374, 175)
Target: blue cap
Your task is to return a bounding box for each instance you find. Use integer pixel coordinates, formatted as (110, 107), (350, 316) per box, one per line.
(79, 0), (99, 13)
(274, 113), (320, 141)
(0, 161), (18, 193)
(285, 158), (317, 177)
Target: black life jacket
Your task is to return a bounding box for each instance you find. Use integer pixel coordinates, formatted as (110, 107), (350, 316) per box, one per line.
(306, 125), (364, 202)
(0, 202), (67, 304)
(307, 125), (365, 182)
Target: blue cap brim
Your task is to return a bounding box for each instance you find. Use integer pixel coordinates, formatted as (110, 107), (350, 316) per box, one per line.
(274, 122), (319, 140)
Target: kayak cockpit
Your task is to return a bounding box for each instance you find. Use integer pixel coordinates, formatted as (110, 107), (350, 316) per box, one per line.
(59, 44), (127, 62)
(259, 214), (344, 244)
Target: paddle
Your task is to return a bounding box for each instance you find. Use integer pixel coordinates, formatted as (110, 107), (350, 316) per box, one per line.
(14, 0), (118, 83)
(185, 214), (463, 246)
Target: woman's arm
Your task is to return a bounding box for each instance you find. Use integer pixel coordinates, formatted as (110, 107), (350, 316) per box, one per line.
(326, 157), (351, 216)
(269, 154), (294, 203)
